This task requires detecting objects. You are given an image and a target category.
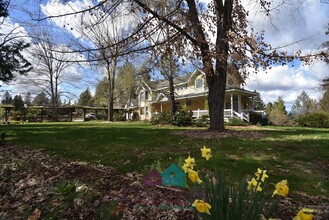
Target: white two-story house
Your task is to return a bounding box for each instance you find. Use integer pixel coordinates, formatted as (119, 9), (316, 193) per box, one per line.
(126, 67), (263, 122)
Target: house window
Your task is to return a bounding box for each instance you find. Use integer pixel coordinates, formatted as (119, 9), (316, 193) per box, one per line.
(141, 108), (144, 115)
(186, 101), (192, 106)
(145, 91), (148, 100)
(145, 107), (149, 115)
(195, 79), (203, 89)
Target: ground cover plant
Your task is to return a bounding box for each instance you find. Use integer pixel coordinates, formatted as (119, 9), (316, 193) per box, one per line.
(1, 122), (328, 218)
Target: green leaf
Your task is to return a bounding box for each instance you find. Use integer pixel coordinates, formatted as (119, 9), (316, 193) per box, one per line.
(156, 160), (162, 173)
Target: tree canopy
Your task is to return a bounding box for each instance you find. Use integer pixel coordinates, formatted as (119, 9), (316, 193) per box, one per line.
(0, 0), (32, 83)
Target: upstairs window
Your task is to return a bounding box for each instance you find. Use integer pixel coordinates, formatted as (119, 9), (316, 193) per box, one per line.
(145, 91), (148, 100)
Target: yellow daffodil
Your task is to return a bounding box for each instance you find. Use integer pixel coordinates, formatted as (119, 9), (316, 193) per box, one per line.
(255, 168), (269, 182)
(201, 146), (212, 161)
(182, 163), (191, 173)
(293, 208), (314, 220)
(184, 156), (196, 169)
(192, 199), (211, 215)
(247, 177), (262, 192)
(272, 180), (289, 197)
(188, 169), (202, 184)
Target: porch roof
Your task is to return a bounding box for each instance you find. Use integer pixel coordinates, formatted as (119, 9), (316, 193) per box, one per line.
(150, 87), (258, 103)
(225, 87), (259, 97)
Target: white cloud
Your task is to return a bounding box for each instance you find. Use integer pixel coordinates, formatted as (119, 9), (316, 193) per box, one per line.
(245, 60), (328, 111)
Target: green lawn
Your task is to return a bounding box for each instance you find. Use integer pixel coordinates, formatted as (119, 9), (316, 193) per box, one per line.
(2, 122), (328, 196)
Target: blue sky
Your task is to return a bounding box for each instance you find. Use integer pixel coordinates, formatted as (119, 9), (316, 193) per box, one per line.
(1, 0), (329, 111)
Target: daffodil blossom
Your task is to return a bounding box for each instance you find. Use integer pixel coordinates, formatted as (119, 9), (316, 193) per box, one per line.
(192, 199), (211, 215)
(182, 163), (191, 173)
(293, 208), (314, 220)
(201, 146), (212, 161)
(272, 180), (289, 197)
(184, 156), (196, 168)
(255, 168), (269, 182)
(188, 169), (202, 184)
(247, 177), (262, 192)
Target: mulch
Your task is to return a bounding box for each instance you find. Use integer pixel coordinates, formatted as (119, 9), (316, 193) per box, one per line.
(1, 143), (328, 219)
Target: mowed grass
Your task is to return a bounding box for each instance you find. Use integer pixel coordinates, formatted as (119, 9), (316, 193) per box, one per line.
(2, 122), (328, 196)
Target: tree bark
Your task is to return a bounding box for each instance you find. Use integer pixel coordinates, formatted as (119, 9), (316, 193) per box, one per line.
(169, 75), (176, 115)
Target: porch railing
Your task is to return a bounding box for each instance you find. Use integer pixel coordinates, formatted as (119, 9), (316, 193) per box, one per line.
(192, 109), (250, 122)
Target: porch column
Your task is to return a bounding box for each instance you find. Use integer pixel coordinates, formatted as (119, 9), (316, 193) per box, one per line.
(251, 97), (254, 110)
(238, 94), (241, 113)
(230, 93), (233, 117)
(160, 103), (163, 112)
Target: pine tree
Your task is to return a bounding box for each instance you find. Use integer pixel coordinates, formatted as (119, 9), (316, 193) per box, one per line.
(1, 91), (12, 104)
(12, 95), (24, 110)
(268, 96), (288, 125)
(291, 90), (317, 116)
(32, 92), (49, 106)
(0, 1), (32, 82)
(78, 88), (94, 107)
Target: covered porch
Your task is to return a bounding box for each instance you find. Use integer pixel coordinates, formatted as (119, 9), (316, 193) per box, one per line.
(151, 88), (262, 122)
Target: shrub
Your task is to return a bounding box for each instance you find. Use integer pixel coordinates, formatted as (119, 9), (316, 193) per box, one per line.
(226, 118), (249, 126)
(297, 113), (329, 128)
(151, 112), (172, 125)
(113, 112), (126, 121)
(249, 112), (263, 125)
(193, 115), (209, 127)
(172, 110), (193, 127)
(132, 112), (140, 121)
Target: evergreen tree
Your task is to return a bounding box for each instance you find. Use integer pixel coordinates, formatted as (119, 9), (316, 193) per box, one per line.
(291, 90), (317, 116)
(24, 92), (32, 105)
(1, 91), (12, 104)
(268, 96), (288, 125)
(253, 92), (266, 110)
(12, 95), (24, 110)
(0, 1), (32, 83)
(32, 92), (49, 106)
(78, 88), (94, 106)
(265, 102), (273, 115)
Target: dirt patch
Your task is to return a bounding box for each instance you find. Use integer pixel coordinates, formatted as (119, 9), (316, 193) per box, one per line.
(173, 129), (264, 139)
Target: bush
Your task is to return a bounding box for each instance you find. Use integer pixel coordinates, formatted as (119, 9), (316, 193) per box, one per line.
(151, 112), (172, 125)
(132, 112), (140, 121)
(297, 113), (329, 128)
(226, 118), (249, 126)
(113, 112), (126, 121)
(249, 112), (263, 125)
(172, 110), (193, 127)
(193, 115), (209, 127)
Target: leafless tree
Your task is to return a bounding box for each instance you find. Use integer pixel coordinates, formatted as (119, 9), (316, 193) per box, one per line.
(27, 31), (74, 120)
(77, 6), (133, 121)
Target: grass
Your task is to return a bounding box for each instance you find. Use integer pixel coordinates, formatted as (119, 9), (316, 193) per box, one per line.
(1, 121), (328, 196)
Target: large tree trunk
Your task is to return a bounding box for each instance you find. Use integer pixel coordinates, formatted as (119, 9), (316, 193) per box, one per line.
(107, 74), (113, 122)
(207, 66), (227, 131)
(169, 75), (176, 115)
